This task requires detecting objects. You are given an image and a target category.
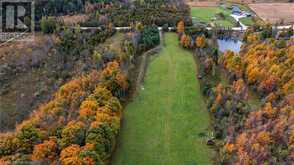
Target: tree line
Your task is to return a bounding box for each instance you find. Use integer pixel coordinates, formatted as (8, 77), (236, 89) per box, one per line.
(0, 60), (128, 164)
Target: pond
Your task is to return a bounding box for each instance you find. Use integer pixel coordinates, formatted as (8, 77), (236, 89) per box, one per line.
(217, 39), (243, 53)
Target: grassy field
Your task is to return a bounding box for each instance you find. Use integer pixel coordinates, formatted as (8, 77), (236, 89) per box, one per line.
(191, 7), (236, 27)
(240, 17), (255, 26)
(112, 33), (212, 165)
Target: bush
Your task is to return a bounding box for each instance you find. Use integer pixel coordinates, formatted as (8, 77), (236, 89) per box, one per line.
(59, 121), (87, 148)
(40, 16), (57, 34)
(86, 122), (118, 159)
(139, 26), (160, 51)
(16, 125), (42, 154)
(162, 24), (169, 32)
(0, 134), (18, 156)
(215, 12), (225, 20)
(60, 144), (103, 165)
(31, 138), (58, 161)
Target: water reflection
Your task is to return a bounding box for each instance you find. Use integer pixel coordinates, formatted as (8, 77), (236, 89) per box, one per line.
(217, 39), (243, 53)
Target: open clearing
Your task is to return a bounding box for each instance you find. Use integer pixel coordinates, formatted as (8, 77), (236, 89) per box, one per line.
(191, 7), (235, 27)
(112, 33), (212, 165)
(249, 3), (294, 24)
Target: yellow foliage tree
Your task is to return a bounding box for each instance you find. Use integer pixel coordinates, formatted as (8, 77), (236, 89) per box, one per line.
(196, 36), (206, 48)
(177, 20), (184, 34)
(256, 131), (271, 145)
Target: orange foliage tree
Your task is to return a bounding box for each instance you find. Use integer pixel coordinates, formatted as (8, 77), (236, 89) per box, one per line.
(101, 61), (129, 98)
(31, 137), (58, 161)
(196, 35), (206, 48)
(60, 144), (102, 165)
(180, 34), (191, 48)
(176, 20), (185, 34)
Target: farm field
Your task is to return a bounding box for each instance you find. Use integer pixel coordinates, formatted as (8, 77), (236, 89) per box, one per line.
(249, 3), (294, 24)
(191, 7), (236, 27)
(112, 33), (212, 165)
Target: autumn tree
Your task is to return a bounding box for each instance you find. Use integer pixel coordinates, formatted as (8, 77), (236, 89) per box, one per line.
(31, 137), (58, 161)
(177, 20), (185, 34)
(101, 61), (129, 97)
(135, 22), (144, 32)
(60, 121), (86, 149)
(0, 133), (18, 156)
(79, 99), (99, 121)
(16, 124), (42, 154)
(86, 121), (118, 160)
(222, 50), (244, 79)
(180, 34), (191, 48)
(232, 79), (247, 100)
(60, 144), (102, 165)
(196, 36), (206, 48)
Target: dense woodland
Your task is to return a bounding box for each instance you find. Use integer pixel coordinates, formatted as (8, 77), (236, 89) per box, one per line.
(177, 21), (294, 164)
(34, 0), (191, 31)
(90, 0), (191, 27)
(220, 28), (294, 164)
(0, 62), (127, 164)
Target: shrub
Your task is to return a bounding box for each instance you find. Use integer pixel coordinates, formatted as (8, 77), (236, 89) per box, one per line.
(40, 16), (57, 34)
(86, 122), (118, 160)
(16, 125), (42, 154)
(138, 26), (160, 52)
(79, 100), (100, 121)
(59, 121), (87, 148)
(60, 144), (103, 165)
(31, 137), (58, 161)
(196, 36), (206, 48)
(0, 134), (18, 156)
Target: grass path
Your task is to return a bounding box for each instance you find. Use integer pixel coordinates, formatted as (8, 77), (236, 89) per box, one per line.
(112, 33), (212, 165)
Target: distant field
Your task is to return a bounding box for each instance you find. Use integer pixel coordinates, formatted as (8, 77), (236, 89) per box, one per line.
(61, 14), (88, 26)
(191, 7), (236, 27)
(185, 0), (291, 6)
(186, 1), (218, 7)
(240, 17), (255, 26)
(249, 3), (294, 24)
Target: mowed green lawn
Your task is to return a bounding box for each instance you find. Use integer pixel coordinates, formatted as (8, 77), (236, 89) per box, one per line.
(191, 7), (235, 27)
(112, 33), (212, 165)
